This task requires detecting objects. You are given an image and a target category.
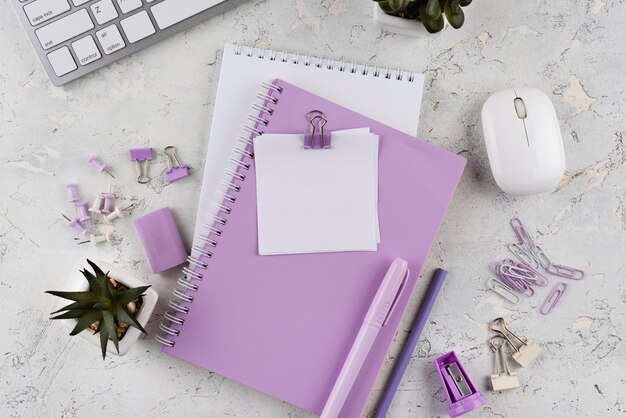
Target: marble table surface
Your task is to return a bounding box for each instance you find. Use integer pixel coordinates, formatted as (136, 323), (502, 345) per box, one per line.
(1, 1), (625, 417)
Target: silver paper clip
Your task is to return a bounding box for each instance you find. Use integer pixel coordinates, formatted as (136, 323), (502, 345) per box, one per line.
(530, 245), (552, 269)
(507, 243), (540, 270)
(487, 278), (521, 304)
(540, 282), (567, 315)
(305, 110), (330, 149)
(490, 317), (541, 368)
(547, 264), (585, 280)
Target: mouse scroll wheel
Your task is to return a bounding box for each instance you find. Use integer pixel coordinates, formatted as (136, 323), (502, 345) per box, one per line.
(514, 97), (527, 119)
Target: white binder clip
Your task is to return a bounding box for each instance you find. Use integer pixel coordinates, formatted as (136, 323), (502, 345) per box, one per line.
(490, 317), (541, 368)
(489, 336), (520, 391)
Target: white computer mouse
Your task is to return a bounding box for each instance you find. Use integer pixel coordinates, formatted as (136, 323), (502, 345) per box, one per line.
(481, 87), (565, 195)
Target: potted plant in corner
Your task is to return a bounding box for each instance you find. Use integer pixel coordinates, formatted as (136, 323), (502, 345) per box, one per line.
(373, 0), (472, 36)
(46, 259), (158, 359)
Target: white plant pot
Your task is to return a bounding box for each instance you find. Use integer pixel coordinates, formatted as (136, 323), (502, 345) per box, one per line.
(373, 4), (434, 37)
(59, 260), (158, 356)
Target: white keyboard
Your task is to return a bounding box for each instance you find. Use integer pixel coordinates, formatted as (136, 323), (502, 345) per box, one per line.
(10, 0), (247, 85)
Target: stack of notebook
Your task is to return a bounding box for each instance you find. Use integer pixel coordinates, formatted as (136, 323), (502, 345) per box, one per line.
(156, 44), (466, 418)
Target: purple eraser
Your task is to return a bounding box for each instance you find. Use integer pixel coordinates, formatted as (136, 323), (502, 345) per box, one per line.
(434, 351), (486, 417)
(130, 148), (153, 161)
(134, 207), (187, 274)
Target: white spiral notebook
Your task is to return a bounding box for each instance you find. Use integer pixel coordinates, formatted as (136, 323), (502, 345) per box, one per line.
(192, 43), (425, 249)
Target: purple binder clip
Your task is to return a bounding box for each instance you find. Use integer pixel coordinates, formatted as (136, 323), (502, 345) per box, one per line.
(130, 147), (153, 184)
(435, 351), (485, 417)
(304, 110), (330, 149)
(164, 146), (190, 183)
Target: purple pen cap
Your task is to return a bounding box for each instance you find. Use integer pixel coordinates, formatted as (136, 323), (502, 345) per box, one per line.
(434, 351), (486, 417)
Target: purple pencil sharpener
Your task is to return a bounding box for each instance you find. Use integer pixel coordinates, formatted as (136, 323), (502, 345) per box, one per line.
(434, 351), (486, 417)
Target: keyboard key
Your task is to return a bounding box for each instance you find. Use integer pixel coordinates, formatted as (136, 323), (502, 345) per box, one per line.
(72, 0), (91, 5)
(35, 9), (94, 50)
(47, 46), (77, 76)
(151, 0), (223, 30)
(90, 0), (118, 25)
(23, 0), (70, 26)
(120, 11), (155, 43)
(116, 0), (142, 14)
(71, 35), (101, 65)
(96, 24), (125, 55)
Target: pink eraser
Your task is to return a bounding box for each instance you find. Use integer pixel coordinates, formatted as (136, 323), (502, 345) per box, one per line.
(134, 207), (187, 274)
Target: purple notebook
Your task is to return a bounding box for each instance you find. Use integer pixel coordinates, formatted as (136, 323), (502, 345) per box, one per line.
(160, 79), (466, 417)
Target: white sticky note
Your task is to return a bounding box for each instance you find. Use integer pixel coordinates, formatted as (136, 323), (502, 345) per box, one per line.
(254, 130), (379, 255)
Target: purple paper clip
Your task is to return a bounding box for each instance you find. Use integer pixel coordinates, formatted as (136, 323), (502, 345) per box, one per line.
(510, 217), (536, 251)
(547, 264), (585, 280)
(164, 146), (190, 183)
(130, 148), (153, 184)
(304, 110), (330, 149)
(540, 282), (567, 314)
(434, 351), (485, 417)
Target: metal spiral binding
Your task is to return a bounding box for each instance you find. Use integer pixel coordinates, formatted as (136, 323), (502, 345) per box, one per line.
(156, 80), (282, 347)
(198, 233), (218, 247)
(192, 244), (213, 258)
(231, 45), (417, 83)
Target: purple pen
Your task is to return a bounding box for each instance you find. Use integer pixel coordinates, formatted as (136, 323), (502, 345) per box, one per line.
(373, 268), (447, 418)
(321, 259), (409, 418)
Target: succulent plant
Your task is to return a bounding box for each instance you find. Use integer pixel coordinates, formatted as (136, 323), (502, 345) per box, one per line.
(46, 259), (150, 359)
(374, 0), (473, 33)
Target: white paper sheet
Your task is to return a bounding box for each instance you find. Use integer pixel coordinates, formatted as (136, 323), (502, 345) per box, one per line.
(254, 130), (379, 255)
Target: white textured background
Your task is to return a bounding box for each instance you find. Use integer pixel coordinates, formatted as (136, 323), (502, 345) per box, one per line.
(1, 0), (625, 417)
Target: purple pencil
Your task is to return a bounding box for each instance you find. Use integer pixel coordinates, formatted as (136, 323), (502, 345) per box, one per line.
(373, 268), (447, 418)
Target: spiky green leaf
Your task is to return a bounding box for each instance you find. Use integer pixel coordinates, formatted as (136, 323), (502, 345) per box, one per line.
(102, 311), (119, 354)
(69, 311), (102, 336)
(116, 286), (150, 305)
(80, 268), (99, 290)
(113, 304), (146, 334)
(50, 310), (89, 320)
(86, 259), (106, 279)
(45, 290), (98, 302)
(51, 299), (97, 314)
(99, 321), (109, 359)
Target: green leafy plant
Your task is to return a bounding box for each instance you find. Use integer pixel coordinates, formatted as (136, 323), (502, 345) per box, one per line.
(374, 0), (472, 33)
(46, 259), (150, 359)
